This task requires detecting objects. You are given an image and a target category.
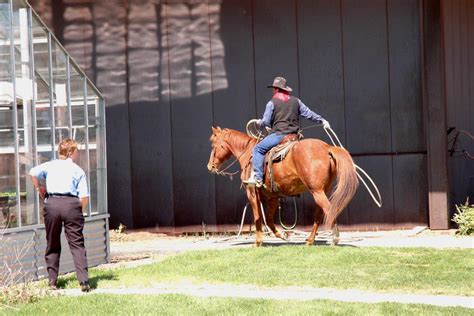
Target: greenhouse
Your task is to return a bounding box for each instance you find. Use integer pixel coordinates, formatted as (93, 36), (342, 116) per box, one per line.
(0, 0), (108, 281)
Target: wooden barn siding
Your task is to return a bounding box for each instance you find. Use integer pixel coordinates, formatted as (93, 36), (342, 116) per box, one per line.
(30, 0), (429, 230)
(443, 0), (474, 216)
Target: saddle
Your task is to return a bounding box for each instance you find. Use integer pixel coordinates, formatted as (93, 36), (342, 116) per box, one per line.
(264, 133), (302, 192)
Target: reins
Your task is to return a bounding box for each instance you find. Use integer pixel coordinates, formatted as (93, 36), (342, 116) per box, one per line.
(212, 155), (240, 179)
(211, 137), (253, 180)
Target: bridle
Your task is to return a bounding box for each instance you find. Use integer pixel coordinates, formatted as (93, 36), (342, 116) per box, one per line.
(209, 136), (252, 180)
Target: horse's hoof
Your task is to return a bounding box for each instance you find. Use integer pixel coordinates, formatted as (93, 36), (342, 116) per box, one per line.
(276, 231), (288, 241)
(254, 241), (263, 247)
(330, 238), (339, 246)
(306, 240), (314, 246)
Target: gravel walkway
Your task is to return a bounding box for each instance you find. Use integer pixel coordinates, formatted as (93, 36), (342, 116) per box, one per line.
(110, 228), (474, 258)
(58, 283), (474, 309)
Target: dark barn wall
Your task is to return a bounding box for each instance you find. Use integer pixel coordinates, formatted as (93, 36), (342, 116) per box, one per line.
(443, 0), (474, 215)
(30, 0), (431, 230)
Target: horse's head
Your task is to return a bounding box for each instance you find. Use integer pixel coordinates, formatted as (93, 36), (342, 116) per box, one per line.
(207, 126), (233, 174)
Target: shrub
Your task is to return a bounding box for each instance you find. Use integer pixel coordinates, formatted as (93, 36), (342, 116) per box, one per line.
(452, 199), (474, 236)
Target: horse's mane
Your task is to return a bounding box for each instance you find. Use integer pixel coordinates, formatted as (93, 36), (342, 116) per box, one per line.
(221, 128), (255, 152)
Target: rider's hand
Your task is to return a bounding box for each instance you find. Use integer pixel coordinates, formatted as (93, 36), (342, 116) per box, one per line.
(255, 119), (263, 126)
(322, 119), (330, 129)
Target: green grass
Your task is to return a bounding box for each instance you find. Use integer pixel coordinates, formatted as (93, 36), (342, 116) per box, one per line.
(58, 246), (474, 296)
(6, 294), (473, 316)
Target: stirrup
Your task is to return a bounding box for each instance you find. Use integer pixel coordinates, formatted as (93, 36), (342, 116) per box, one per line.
(243, 177), (263, 188)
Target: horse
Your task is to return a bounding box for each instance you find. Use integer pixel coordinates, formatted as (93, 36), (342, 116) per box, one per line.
(207, 126), (359, 246)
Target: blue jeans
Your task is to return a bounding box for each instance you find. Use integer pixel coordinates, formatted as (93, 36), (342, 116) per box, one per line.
(252, 133), (285, 181)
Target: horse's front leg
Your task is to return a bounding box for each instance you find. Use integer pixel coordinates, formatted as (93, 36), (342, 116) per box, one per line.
(246, 188), (263, 246)
(265, 198), (287, 240)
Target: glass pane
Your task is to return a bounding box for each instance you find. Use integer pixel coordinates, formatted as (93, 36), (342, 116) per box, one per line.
(0, 24), (18, 228)
(0, 1), (10, 27)
(87, 83), (98, 214)
(32, 15), (52, 153)
(69, 63), (85, 128)
(12, 0), (28, 27)
(13, 5), (36, 226)
(75, 139), (88, 216)
(97, 98), (106, 214)
(88, 149), (97, 215)
(51, 40), (69, 144)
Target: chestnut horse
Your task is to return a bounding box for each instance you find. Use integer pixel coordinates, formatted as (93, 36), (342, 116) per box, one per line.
(207, 126), (359, 246)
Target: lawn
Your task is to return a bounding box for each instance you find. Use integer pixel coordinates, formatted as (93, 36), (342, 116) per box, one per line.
(59, 246), (474, 296)
(8, 294), (474, 316)
(4, 246), (473, 315)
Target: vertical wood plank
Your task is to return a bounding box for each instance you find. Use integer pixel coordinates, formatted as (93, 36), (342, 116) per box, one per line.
(422, 0), (449, 229)
(212, 0), (256, 227)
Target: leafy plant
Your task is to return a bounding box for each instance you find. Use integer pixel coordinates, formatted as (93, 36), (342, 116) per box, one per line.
(115, 223), (127, 234)
(452, 198), (474, 236)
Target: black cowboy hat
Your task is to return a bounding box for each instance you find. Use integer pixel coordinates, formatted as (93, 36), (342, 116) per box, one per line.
(267, 76), (292, 92)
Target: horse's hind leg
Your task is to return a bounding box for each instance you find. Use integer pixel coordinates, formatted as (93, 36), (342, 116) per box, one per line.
(265, 198), (287, 240)
(307, 191), (330, 246)
(306, 205), (325, 246)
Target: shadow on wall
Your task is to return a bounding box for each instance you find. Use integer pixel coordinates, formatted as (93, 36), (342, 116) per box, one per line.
(30, 0), (229, 106)
(28, 0), (231, 228)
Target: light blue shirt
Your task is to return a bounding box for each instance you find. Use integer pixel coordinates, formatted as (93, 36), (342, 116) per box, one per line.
(29, 158), (89, 198)
(261, 98), (324, 127)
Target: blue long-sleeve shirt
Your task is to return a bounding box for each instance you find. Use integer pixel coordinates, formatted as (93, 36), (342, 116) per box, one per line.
(260, 98), (324, 128)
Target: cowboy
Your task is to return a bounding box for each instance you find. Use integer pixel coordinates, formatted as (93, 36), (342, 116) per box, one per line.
(244, 76), (330, 187)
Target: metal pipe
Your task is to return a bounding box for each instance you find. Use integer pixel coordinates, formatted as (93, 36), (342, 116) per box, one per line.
(28, 6), (40, 226)
(9, 0), (22, 228)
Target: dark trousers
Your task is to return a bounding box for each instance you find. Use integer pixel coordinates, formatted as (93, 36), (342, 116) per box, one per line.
(43, 196), (88, 284)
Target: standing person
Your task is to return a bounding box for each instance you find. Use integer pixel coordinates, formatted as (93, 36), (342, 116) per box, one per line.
(244, 76), (330, 187)
(29, 139), (90, 292)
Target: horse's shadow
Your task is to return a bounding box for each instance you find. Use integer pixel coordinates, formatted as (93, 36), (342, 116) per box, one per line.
(226, 238), (358, 248)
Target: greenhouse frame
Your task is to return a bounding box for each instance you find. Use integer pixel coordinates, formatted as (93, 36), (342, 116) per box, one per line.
(0, 0), (108, 282)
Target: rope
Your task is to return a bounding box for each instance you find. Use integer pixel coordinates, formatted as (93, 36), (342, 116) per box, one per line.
(355, 165), (382, 208)
(246, 119), (270, 140)
(278, 197), (298, 230)
(323, 125), (382, 208)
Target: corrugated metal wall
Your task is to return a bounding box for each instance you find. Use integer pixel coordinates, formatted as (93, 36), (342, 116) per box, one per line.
(0, 217), (108, 282)
(443, 0), (474, 215)
(29, 0), (431, 230)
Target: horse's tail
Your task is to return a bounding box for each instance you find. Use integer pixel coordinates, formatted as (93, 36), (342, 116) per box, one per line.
(325, 146), (359, 226)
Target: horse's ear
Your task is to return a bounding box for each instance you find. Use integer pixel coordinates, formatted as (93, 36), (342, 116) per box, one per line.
(212, 126), (222, 134)
(211, 126), (217, 134)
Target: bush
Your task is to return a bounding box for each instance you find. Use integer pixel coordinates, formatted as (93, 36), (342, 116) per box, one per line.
(452, 199), (474, 236)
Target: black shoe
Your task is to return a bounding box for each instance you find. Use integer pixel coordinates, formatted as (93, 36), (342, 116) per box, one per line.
(80, 281), (90, 292)
(48, 281), (58, 290)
